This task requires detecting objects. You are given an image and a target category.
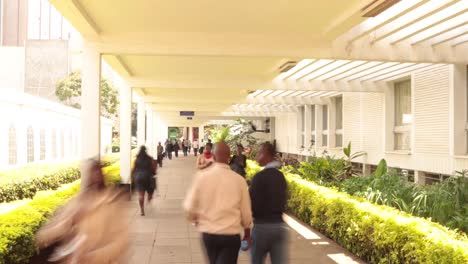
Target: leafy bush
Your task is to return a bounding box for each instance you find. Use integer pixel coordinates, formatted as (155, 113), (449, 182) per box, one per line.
(0, 154), (121, 203)
(286, 174), (468, 264)
(338, 160), (468, 233)
(0, 180), (81, 264)
(102, 162), (122, 186)
(0, 163), (80, 203)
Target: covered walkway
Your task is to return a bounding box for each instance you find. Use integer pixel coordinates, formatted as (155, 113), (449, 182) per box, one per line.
(126, 155), (363, 264)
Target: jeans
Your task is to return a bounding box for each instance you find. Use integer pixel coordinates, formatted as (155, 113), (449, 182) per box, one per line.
(202, 233), (240, 264)
(251, 223), (289, 264)
(194, 148), (198, 156)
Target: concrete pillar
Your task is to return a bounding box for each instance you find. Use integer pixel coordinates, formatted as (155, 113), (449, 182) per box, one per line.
(137, 99), (146, 148)
(329, 100), (336, 148)
(315, 105), (323, 148)
(449, 64), (467, 156)
(146, 107), (154, 155)
(119, 84), (132, 184)
(304, 105), (312, 150)
(80, 44), (101, 161)
(189, 127), (194, 141)
(362, 164), (372, 176)
(17, 121), (27, 165)
(414, 171), (426, 185)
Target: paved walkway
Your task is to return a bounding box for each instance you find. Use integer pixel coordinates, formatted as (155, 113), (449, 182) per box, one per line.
(126, 155), (364, 264)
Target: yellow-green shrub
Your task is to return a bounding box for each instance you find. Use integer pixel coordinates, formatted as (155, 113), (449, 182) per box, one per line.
(286, 174), (468, 264)
(0, 181), (81, 264)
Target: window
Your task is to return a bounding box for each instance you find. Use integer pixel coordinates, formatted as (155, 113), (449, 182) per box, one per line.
(394, 80), (412, 150)
(40, 129), (46, 160)
(27, 126), (35, 163)
(8, 125), (17, 165)
(335, 96), (343, 147)
(322, 105), (328, 147)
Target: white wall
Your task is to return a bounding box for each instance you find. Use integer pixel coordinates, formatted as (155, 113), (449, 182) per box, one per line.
(0, 47), (25, 92)
(0, 91), (113, 169)
(274, 65), (467, 176)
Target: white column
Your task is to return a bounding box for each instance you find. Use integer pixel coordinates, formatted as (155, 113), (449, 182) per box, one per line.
(304, 105), (312, 150)
(119, 84), (132, 184)
(146, 107), (154, 154)
(189, 127), (194, 141)
(329, 99), (336, 148)
(81, 44), (101, 161)
(315, 105), (323, 148)
(17, 121), (27, 165)
(137, 99), (146, 148)
(450, 64), (467, 156)
(199, 125), (205, 141)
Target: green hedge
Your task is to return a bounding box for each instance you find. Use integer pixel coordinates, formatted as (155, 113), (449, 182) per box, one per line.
(287, 174), (468, 263)
(245, 161), (468, 263)
(0, 161), (122, 264)
(0, 180), (81, 264)
(0, 155), (123, 203)
(0, 163), (80, 203)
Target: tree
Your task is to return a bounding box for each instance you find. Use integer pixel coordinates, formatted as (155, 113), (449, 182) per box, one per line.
(55, 71), (119, 118)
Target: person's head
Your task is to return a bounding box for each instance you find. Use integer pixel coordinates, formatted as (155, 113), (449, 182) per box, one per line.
(236, 144), (244, 155)
(256, 142), (276, 166)
(213, 141), (230, 164)
(82, 159), (105, 191)
(158, 142), (161, 146)
(137, 146), (147, 157)
(204, 142), (213, 154)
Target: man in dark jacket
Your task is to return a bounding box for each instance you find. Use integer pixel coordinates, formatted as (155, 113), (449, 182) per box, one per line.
(249, 142), (288, 264)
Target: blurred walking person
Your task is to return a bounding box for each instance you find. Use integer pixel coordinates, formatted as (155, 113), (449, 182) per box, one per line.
(174, 140), (180, 158)
(165, 140), (173, 160)
(196, 142), (214, 170)
(36, 159), (129, 263)
(229, 144), (247, 178)
(184, 141), (252, 264)
(192, 139), (199, 156)
(249, 142), (288, 264)
(157, 142), (164, 167)
(132, 146), (157, 216)
(183, 139), (189, 156)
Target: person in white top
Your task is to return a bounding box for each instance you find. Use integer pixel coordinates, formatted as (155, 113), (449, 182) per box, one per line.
(184, 141), (252, 264)
(192, 140), (199, 156)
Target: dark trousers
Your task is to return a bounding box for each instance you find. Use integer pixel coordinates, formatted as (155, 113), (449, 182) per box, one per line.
(157, 154), (163, 167)
(167, 151), (172, 160)
(183, 147), (188, 156)
(175, 150), (179, 157)
(202, 233), (240, 264)
(251, 223), (289, 264)
(194, 148), (198, 156)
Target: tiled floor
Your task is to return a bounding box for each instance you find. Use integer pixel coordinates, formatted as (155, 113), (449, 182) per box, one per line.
(125, 155), (364, 264)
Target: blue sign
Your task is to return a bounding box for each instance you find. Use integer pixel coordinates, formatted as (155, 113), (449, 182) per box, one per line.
(180, 111), (195, 116)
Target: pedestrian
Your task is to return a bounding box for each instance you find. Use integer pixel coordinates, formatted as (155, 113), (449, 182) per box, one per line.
(196, 142), (214, 170)
(188, 139), (192, 154)
(157, 142), (164, 167)
(229, 144), (247, 178)
(199, 139), (205, 155)
(183, 139), (188, 156)
(132, 146), (157, 216)
(174, 140), (180, 158)
(184, 141), (252, 264)
(36, 159), (129, 263)
(192, 139), (199, 156)
(165, 140), (173, 160)
(249, 142), (288, 264)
